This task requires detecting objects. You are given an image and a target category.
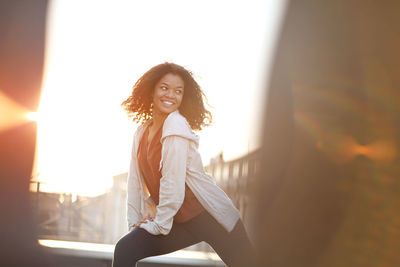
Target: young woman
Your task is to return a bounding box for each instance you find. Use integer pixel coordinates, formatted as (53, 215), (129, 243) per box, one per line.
(113, 62), (254, 267)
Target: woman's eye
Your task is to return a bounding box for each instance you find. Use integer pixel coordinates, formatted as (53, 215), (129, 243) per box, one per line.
(176, 90), (182, 94)
(161, 86), (167, 90)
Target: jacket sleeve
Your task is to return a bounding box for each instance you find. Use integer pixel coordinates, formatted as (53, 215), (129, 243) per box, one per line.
(139, 135), (188, 235)
(126, 131), (142, 231)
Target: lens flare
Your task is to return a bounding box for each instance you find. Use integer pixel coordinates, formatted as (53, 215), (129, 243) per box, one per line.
(27, 112), (39, 122)
(316, 137), (396, 164)
(0, 91), (34, 132)
(295, 111), (397, 164)
(365, 141), (397, 162)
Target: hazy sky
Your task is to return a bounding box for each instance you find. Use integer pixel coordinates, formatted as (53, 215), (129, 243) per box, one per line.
(34, 0), (287, 196)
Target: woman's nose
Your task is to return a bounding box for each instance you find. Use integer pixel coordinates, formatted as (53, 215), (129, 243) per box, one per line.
(166, 89), (174, 98)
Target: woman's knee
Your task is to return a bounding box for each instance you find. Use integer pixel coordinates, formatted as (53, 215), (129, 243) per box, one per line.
(114, 234), (131, 256)
(113, 229), (146, 265)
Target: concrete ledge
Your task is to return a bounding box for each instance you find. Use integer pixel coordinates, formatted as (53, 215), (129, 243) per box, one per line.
(39, 239), (225, 267)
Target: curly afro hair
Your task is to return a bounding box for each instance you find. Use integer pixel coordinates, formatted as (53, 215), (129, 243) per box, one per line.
(121, 62), (212, 131)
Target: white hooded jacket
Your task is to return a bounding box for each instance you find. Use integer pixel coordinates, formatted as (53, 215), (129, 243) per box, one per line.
(127, 110), (240, 235)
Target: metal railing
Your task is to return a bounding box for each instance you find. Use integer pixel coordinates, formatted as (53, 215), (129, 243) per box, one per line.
(205, 149), (261, 224)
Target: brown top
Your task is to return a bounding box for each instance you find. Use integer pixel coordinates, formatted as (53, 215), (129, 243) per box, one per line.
(137, 122), (204, 223)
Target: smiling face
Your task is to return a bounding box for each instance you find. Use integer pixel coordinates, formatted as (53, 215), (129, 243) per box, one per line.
(152, 73), (184, 118)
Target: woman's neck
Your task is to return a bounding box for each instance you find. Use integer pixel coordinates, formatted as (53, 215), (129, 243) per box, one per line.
(151, 110), (168, 130)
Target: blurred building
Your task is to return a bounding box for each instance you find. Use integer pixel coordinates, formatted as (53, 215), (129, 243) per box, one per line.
(32, 173), (128, 244)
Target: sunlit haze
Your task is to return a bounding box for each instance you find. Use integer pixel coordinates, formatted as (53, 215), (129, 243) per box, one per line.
(34, 0), (287, 196)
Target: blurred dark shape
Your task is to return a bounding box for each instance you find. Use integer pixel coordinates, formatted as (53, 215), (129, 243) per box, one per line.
(255, 0), (400, 266)
(255, 0), (400, 267)
(0, 1), (49, 266)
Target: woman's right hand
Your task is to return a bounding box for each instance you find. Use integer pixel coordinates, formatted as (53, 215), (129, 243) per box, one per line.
(133, 217), (154, 228)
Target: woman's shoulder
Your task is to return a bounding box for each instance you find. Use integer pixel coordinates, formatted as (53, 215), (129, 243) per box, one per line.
(133, 120), (151, 139)
(162, 111), (199, 143)
(164, 111), (190, 129)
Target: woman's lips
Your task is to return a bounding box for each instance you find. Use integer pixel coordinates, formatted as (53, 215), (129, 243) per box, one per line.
(161, 100), (174, 106)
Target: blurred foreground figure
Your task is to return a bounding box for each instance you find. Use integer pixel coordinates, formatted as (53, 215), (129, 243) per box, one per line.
(255, 0), (400, 266)
(0, 1), (48, 266)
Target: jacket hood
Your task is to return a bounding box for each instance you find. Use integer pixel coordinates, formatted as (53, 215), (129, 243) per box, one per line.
(161, 110), (199, 146)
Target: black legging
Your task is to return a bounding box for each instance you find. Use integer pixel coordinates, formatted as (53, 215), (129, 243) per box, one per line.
(112, 211), (254, 267)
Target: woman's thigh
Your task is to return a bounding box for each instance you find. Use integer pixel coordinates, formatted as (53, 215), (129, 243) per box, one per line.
(185, 212), (254, 266)
(113, 224), (199, 267)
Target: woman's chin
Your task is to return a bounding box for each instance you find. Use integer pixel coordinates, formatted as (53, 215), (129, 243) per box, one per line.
(159, 107), (178, 115)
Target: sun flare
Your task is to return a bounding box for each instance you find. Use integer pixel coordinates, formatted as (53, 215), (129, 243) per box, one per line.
(27, 112), (39, 122)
